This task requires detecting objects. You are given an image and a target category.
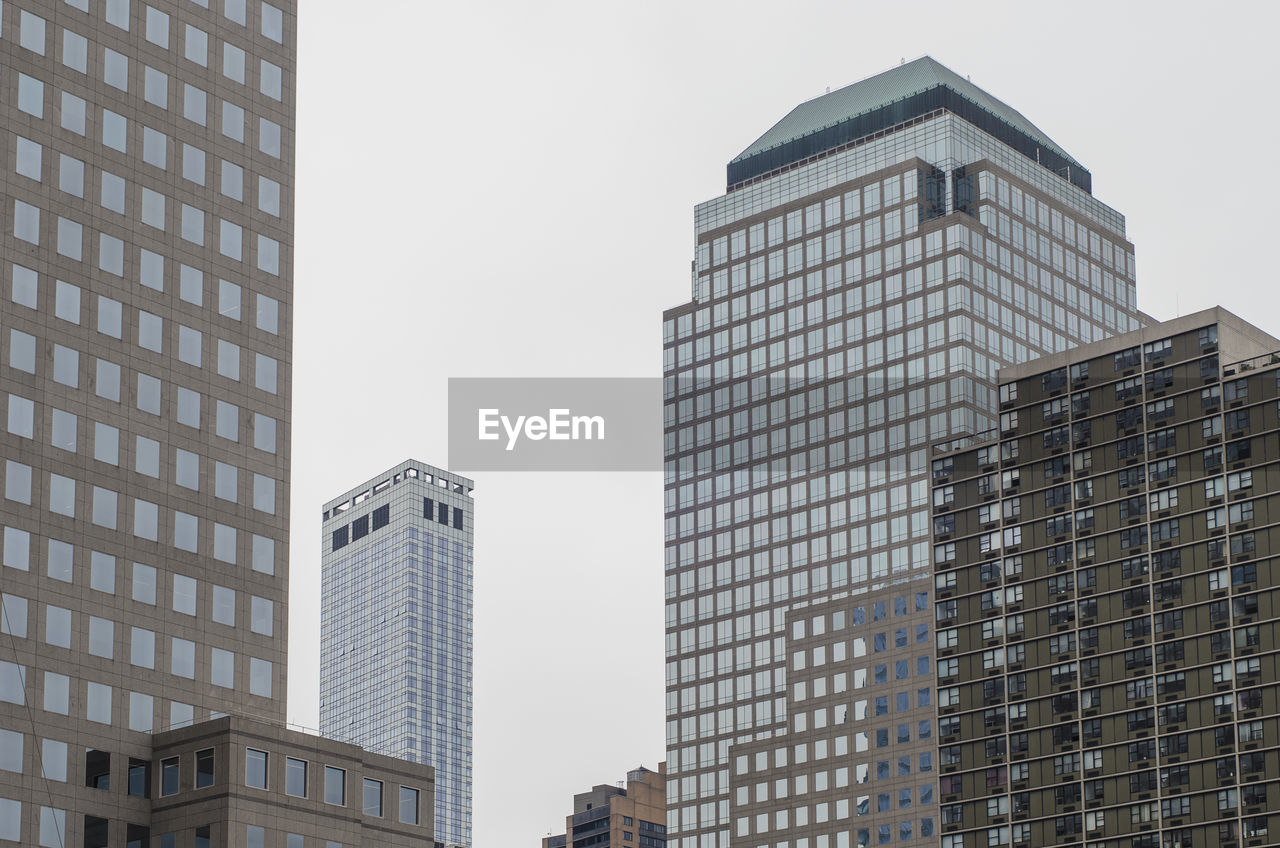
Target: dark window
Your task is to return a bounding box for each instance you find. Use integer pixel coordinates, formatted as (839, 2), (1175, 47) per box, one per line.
(331, 525), (349, 550)
(1116, 407), (1142, 429)
(928, 167), (952, 218)
(453, 507), (463, 530)
(1117, 436), (1145, 460)
(1121, 527), (1147, 549)
(85, 816), (109, 848)
(1226, 438), (1252, 462)
(86, 749), (110, 790)
(424, 497), (434, 519)
(437, 502), (449, 524)
(196, 748), (214, 789)
(196, 826), (211, 848)
(126, 825), (150, 848)
(128, 758), (150, 798)
(1145, 368), (1174, 391)
(351, 515), (369, 541)
(1114, 347), (1141, 370)
(1118, 467), (1146, 488)
(372, 504), (390, 531)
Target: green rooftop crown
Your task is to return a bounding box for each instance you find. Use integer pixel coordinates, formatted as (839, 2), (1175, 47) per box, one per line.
(728, 56), (1089, 193)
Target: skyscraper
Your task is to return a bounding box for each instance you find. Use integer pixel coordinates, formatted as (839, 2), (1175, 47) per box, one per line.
(0, 0), (294, 837)
(0, 4), (441, 845)
(930, 307), (1280, 848)
(661, 57), (1144, 848)
(321, 459), (475, 848)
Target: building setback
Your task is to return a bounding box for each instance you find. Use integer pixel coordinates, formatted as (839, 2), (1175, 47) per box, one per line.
(930, 308), (1280, 848)
(0, 1), (437, 844)
(321, 459), (475, 848)
(544, 765), (669, 848)
(661, 56), (1145, 848)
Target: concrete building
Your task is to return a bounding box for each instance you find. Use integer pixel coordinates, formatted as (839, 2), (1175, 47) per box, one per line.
(930, 307), (1280, 848)
(150, 715), (434, 846)
(321, 459), (475, 848)
(661, 56), (1145, 848)
(544, 765), (668, 848)
(0, 2), (436, 845)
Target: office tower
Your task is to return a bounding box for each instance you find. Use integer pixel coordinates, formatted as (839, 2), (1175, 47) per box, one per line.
(543, 764), (668, 848)
(661, 57), (1144, 848)
(0, 0), (292, 841)
(930, 307), (1280, 848)
(0, 3), (434, 845)
(321, 459), (475, 848)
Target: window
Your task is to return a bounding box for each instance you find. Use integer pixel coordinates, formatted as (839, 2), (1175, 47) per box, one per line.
(286, 757), (307, 797)
(246, 748), (267, 789)
(196, 748), (214, 788)
(161, 757), (179, 796)
(85, 749), (110, 790)
(363, 778), (383, 816)
(325, 766), (345, 805)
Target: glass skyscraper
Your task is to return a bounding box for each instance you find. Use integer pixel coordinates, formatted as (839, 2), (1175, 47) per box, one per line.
(321, 459), (475, 848)
(661, 57), (1144, 848)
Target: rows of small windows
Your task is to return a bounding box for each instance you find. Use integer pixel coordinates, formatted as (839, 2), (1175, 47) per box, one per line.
(674, 204), (1133, 371)
(999, 327), (1218, 408)
(670, 254), (1103, 388)
(236, 747), (424, 824)
(2, 461), (277, 537)
(47, 0), (287, 43)
(932, 502), (1270, 585)
(1, 642), (273, 717)
(668, 528), (929, 608)
(979, 171), (1133, 279)
(937, 721), (1274, 795)
(8, 187), (283, 276)
(8, 4), (288, 134)
(940, 809), (1272, 847)
(9, 256), (280, 338)
(736, 810), (936, 847)
(697, 173), (919, 269)
(0, 662), (268, 747)
(664, 394), (973, 512)
(8, 261), (283, 415)
(10, 3), (288, 99)
(975, 199), (1134, 319)
(699, 170), (1130, 285)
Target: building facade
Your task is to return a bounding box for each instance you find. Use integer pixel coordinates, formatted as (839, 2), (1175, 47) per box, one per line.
(931, 308), (1280, 848)
(544, 764), (668, 848)
(321, 459), (475, 848)
(150, 715), (434, 846)
(661, 57), (1144, 848)
(0, 0), (302, 844)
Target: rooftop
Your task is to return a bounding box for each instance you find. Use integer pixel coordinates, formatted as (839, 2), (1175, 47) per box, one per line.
(727, 56), (1089, 193)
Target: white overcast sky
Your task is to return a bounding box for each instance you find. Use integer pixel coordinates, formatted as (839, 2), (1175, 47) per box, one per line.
(289, 2), (1280, 845)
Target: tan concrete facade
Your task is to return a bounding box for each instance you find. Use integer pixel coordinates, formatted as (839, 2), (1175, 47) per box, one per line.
(149, 716), (435, 847)
(545, 765), (668, 848)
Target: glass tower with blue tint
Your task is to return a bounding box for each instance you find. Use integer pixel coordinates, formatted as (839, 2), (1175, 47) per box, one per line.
(321, 459), (474, 848)
(661, 56), (1144, 848)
